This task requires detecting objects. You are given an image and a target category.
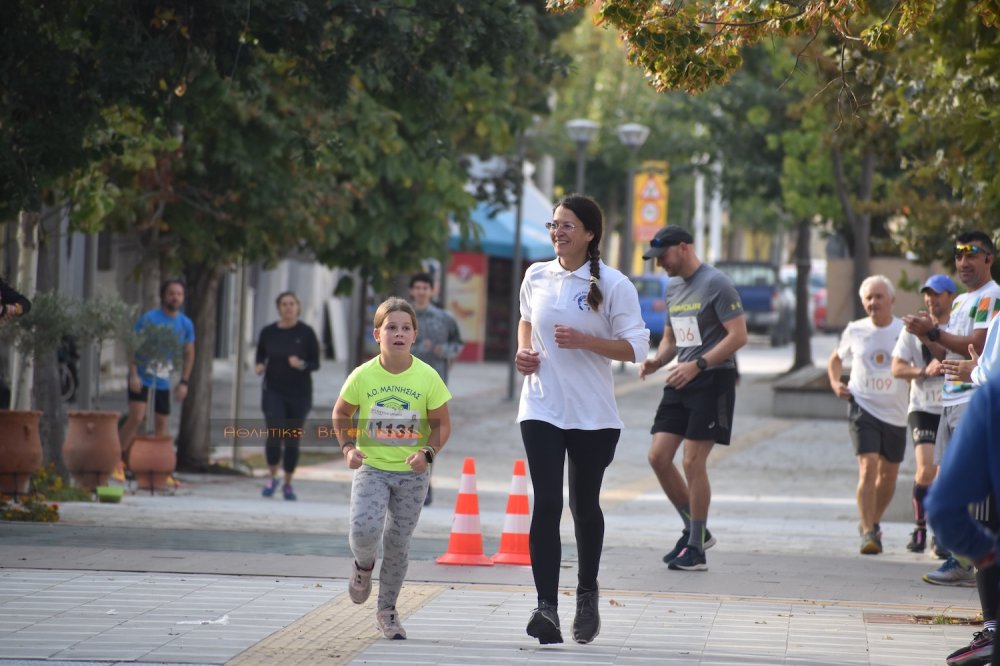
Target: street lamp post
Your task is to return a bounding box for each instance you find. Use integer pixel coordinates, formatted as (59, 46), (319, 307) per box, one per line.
(565, 118), (600, 193)
(616, 122), (650, 277)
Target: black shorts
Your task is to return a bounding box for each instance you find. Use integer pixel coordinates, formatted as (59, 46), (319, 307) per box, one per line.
(848, 401), (906, 463)
(651, 368), (737, 445)
(908, 411), (940, 446)
(127, 385), (171, 415)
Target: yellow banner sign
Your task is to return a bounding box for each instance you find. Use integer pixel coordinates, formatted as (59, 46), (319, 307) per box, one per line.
(632, 161), (669, 242)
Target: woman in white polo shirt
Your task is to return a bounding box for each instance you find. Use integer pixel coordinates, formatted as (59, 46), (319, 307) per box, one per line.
(514, 194), (649, 646)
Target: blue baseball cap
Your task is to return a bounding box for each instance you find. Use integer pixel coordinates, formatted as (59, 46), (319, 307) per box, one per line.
(921, 274), (957, 294)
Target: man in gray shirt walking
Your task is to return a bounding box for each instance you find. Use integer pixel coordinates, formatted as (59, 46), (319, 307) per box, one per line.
(409, 272), (464, 505)
(639, 226), (748, 571)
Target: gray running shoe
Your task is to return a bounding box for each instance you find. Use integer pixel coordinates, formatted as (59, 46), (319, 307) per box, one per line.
(923, 556), (977, 587)
(860, 530), (882, 555)
(375, 608), (406, 640)
(349, 560), (373, 604)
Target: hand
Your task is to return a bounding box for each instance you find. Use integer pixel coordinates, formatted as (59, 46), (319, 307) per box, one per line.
(639, 358), (664, 379)
(665, 361), (700, 389)
(175, 382), (189, 402)
(515, 348), (540, 375)
(128, 374), (142, 393)
(904, 313), (934, 336)
(925, 358), (943, 377)
(345, 447), (366, 469)
(831, 381), (852, 401)
(941, 344), (979, 383)
(255, 363), (265, 376)
(553, 324), (588, 349)
(406, 451), (430, 472)
(288, 355), (303, 370)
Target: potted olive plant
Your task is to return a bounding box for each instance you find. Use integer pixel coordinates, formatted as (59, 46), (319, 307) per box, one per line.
(0, 291), (77, 495)
(61, 293), (137, 491)
(125, 321), (183, 492)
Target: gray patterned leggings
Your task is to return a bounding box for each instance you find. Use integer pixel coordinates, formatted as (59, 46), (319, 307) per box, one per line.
(349, 464), (429, 610)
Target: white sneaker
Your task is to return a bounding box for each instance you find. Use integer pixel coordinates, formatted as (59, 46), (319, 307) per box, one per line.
(376, 608), (406, 640)
(348, 561), (373, 604)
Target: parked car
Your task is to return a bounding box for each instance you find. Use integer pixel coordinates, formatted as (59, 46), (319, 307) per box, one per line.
(780, 261), (828, 332)
(715, 261), (795, 346)
(630, 273), (670, 345)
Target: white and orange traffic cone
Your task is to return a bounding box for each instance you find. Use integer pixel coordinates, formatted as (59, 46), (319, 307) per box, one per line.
(491, 459), (531, 565)
(436, 457), (494, 566)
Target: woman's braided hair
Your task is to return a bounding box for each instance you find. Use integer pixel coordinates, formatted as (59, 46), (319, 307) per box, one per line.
(555, 194), (604, 311)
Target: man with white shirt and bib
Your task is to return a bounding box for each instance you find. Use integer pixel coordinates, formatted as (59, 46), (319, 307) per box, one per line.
(828, 275), (909, 555)
(639, 225), (748, 572)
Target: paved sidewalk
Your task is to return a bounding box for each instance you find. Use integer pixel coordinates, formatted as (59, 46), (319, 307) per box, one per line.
(0, 339), (986, 664)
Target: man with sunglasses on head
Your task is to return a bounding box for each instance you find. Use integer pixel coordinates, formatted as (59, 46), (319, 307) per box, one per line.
(639, 225), (748, 572)
(905, 231), (1000, 665)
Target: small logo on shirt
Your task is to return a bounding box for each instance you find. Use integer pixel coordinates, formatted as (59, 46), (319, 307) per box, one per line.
(575, 291), (591, 311)
(867, 350), (891, 369)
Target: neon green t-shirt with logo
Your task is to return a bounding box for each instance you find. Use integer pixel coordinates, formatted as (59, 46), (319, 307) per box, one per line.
(339, 355), (451, 472)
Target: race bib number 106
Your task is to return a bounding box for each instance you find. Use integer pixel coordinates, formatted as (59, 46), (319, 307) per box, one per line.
(672, 316), (703, 347)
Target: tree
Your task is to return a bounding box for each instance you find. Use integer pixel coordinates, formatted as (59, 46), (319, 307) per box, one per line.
(545, 0), (999, 93)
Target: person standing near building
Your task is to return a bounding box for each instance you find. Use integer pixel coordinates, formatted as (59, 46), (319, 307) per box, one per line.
(255, 291), (320, 501)
(409, 272), (463, 506)
(515, 194), (648, 645)
(118, 279), (195, 460)
(827, 275), (909, 555)
(891, 274), (956, 553)
(639, 225), (748, 572)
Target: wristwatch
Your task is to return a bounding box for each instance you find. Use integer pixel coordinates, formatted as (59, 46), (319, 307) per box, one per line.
(421, 447), (435, 464)
(695, 356), (708, 370)
(927, 326), (941, 342)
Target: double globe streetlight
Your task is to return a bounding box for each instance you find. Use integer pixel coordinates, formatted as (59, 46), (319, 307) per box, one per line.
(564, 118), (650, 275)
(616, 123), (650, 277)
(565, 118), (600, 193)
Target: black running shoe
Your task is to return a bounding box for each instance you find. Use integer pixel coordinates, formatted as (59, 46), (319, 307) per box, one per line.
(668, 545), (708, 571)
(527, 600), (563, 644)
(907, 527), (927, 553)
(572, 587), (600, 644)
(932, 535), (950, 560)
(662, 529), (717, 564)
(946, 627), (994, 665)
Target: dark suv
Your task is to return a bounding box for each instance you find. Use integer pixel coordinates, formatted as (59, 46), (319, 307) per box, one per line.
(715, 261), (795, 346)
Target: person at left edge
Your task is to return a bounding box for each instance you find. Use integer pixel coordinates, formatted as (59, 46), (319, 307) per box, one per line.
(0, 276), (31, 325)
(255, 291), (320, 501)
(515, 194), (649, 646)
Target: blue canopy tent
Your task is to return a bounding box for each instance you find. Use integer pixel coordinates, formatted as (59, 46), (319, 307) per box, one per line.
(448, 182), (555, 261)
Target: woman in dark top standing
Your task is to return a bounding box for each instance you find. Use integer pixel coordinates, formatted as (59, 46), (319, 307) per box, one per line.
(255, 291), (320, 500)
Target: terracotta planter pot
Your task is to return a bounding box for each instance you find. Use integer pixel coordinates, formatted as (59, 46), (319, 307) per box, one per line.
(63, 411), (122, 491)
(127, 434), (176, 491)
(0, 410), (44, 495)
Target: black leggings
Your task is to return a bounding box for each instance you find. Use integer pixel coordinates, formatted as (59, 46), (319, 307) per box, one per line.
(262, 389), (311, 474)
(520, 420), (619, 606)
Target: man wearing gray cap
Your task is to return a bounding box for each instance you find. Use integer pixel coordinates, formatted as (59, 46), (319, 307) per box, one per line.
(891, 274), (957, 553)
(639, 225), (748, 571)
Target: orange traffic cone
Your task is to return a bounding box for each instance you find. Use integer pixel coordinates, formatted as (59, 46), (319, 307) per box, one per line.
(436, 457), (494, 566)
(491, 459), (531, 565)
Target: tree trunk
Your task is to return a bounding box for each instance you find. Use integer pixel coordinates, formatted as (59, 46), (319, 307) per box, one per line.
(175, 261), (223, 471)
(791, 217), (813, 371)
(831, 145), (874, 319)
(11, 211), (39, 409)
(34, 205), (67, 476)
